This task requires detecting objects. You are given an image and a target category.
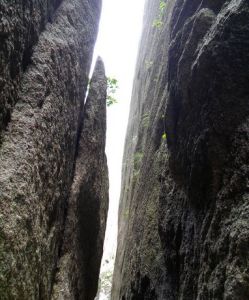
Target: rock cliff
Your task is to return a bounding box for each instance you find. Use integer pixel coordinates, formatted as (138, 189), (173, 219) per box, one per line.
(113, 0), (249, 299)
(0, 1), (108, 299)
(52, 58), (109, 300)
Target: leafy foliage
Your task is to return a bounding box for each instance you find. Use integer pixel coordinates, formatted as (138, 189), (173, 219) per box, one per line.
(152, 0), (167, 29)
(107, 77), (118, 107)
(162, 132), (167, 140)
(152, 19), (163, 29)
(159, 0), (167, 11)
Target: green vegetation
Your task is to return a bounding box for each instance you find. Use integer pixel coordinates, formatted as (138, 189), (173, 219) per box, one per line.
(159, 0), (167, 11)
(107, 77), (118, 107)
(141, 113), (150, 128)
(152, 19), (163, 29)
(86, 76), (118, 107)
(133, 169), (140, 185)
(133, 151), (143, 170)
(152, 0), (167, 29)
(132, 151), (143, 185)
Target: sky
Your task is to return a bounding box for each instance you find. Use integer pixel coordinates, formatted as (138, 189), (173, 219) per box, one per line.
(93, 0), (145, 260)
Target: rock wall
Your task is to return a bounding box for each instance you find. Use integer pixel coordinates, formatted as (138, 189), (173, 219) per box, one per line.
(113, 0), (249, 299)
(0, 0), (61, 137)
(52, 58), (109, 300)
(0, 1), (108, 299)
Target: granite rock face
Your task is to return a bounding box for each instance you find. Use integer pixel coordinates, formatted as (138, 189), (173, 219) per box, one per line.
(0, 1), (108, 299)
(113, 0), (249, 299)
(52, 58), (109, 300)
(0, 0), (62, 138)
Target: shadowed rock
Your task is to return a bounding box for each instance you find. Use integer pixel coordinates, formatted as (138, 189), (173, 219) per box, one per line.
(113, 0), (249, 299)
(52, 57), (109, 300)
(0, 1), (104, 299)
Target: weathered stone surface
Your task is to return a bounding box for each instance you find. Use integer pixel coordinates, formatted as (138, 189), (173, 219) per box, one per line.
(112, 1), (176, 298)
(113, 0), (249, 299)
(0, 0), (62, 138)
(161, 1), (249, 299)
(0, 0), (102, 299)
(52, 58), (109, 300)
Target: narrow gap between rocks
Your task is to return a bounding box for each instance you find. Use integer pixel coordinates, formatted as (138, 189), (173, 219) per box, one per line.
(92, 1), (145, 298)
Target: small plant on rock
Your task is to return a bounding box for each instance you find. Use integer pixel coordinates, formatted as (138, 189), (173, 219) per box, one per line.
(141, 113), (150, 128)
(133, 151), (143, 170)
(152, 0), (167, 29)
(107, 77), (118, 107)
(132, 151), (143, 185)
(162, 132), (167, 140)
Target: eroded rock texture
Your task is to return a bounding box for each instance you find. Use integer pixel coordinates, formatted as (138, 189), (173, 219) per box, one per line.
(0, 1), (107, 299)
(52, 58), (109, 300)
(113, 0), (249, 299)
(0, 0), (62, 138)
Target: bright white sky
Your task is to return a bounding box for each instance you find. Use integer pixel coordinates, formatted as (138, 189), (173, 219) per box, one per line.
(93, 0), (145, 260)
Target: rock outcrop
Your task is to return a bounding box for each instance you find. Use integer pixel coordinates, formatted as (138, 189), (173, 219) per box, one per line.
(0, 1), (108, 299)
(113, 0), (249, 299)
(52, 58), (109, 300)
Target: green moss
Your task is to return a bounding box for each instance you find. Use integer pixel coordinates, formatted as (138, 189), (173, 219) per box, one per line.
(132, 169), (140, 184)
(141, 113), (150, 128)
(162, 132), (167, 140)
(133, 152), (143, 171)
